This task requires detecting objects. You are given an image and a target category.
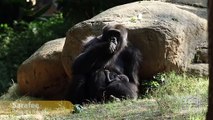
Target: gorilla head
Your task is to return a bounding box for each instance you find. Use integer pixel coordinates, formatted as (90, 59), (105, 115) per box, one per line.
(102, 24), (128, 54)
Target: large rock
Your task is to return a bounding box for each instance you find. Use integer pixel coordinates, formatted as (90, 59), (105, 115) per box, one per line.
(157, 0), (207, 7)
(155, 0), (208, 19)
(17, 38), (70, 99)
(187, 64), (208, 76)
(175, 4), (207, 19)
(62, 1), (208, 79)
(170, 0), (207, 7)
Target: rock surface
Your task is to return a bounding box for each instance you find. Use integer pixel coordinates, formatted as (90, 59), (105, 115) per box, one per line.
(17, 38), (70, 99)
(194, 47), (208, 63)
(62, 1), (208, 79)
(157, 0), (207, 7)
(187, 64), (208, 76)
(175, 4), (207, 19)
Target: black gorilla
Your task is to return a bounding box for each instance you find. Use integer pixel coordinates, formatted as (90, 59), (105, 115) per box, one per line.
(88, 69), (138, 102)
(69, 24), (141, 104)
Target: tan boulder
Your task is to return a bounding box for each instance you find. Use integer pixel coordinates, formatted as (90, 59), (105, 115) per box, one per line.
(62, 1), (208, 79)
(170, 0), (207, 7)
(156, 0), (207, 7)
(17, 38), (70, 99)
(187, 64), (208, 76)
(194, 47), (208, 63)
(155, 0), (208, 19)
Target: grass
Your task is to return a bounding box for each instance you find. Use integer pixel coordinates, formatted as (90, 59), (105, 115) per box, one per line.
(0, 72), (209, 120)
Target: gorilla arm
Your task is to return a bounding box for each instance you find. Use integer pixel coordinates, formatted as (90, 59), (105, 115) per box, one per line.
(72, 40), (111, 74)
(72, 34), (120, 74)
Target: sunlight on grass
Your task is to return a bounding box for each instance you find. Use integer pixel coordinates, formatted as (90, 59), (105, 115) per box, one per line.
(150, 72), (208, 120)
(0, 72), (209, 120)
(65, 72), (208, 120)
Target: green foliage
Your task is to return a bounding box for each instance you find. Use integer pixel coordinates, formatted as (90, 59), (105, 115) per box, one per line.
(152, 72), (208, 97)
(0, 14), (69, 95)
(151, 72), (208, 119)
(140, 73), (166, 96)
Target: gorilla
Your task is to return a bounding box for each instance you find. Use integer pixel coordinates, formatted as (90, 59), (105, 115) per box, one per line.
(88, 69), (138, 102)
(69, 24), (142, 104)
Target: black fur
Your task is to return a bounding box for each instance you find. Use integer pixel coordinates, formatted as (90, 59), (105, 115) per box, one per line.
(87, 69), (138, 102)
(69, 25), (141, 104)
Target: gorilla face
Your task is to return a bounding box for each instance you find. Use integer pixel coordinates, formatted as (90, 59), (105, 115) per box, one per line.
(103, 30), (121, 54)
(102, 24), (128, 54)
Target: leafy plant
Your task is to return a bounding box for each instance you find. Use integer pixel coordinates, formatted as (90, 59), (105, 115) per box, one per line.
(140, 73), (166, 96)
(0, 13), (70, 95)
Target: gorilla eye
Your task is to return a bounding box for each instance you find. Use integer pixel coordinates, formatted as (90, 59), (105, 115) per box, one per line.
(110, 36), (117, 44)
